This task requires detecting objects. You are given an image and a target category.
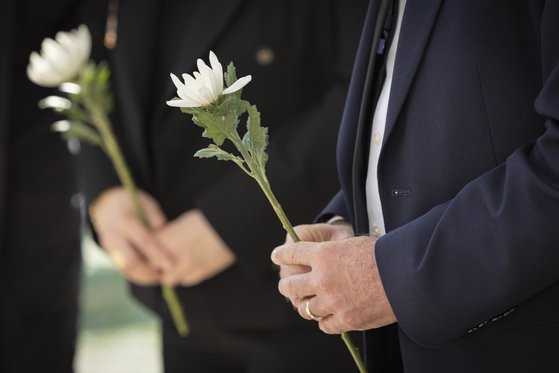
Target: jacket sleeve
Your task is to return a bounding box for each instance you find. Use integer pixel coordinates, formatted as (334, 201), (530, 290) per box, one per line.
(375, 1), (559, 348)
(317, 190), (351, 223)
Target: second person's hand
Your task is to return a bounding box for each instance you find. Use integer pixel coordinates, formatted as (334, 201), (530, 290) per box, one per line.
(90, 186), (171, 285)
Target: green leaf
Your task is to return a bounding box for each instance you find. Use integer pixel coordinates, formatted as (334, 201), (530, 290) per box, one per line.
(78, 62), (114, 114)
(63, 106), (89, 122)
(224, 62), (245, 100)
(224, 62), (237, 88)
(194, 144), (244, 163)
(242, 104), (269, 168)
(53, 121), (104, 148)
(96, 62), (111, 85)
(191, 111), (237, 146)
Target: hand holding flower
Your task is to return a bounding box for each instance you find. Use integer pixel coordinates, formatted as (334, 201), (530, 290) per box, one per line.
(28, 25), (189, 337)
(272, 233), (397, 334)
(90, 187), (171, 285)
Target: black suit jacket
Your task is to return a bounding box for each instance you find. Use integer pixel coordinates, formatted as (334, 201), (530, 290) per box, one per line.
(323, 0), (559, 372)
(0, 1), (83, 371)
(80, 0), (368, 329)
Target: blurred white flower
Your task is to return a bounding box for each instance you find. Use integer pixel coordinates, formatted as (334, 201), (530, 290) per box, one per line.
(167, 51), (251, 108)
(27, 25), (91, 87)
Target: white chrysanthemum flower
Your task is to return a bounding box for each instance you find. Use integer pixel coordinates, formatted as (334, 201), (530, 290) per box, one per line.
(27, 25), (91, 87)
(167, 51), (252, 108)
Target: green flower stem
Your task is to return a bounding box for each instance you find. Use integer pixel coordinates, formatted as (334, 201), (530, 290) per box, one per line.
(83, 96), (189, 337)
(342, 332), (367, 373)
(231, 137), (366, 373)
(255, 174), (366, 373)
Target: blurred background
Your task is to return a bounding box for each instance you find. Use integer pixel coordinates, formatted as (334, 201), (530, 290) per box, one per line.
(75, 232), (162, 373)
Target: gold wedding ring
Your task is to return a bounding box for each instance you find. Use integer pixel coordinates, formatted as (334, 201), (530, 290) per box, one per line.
(109, 249), (126, 270)
(305, 299), (320, 321)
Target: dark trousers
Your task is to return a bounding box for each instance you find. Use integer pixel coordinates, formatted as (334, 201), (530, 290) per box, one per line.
(163, 318), (361, 373)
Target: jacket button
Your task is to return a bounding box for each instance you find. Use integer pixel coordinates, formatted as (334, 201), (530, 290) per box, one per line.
(391, 189), (411, 197)
(256, 47), (274, 65)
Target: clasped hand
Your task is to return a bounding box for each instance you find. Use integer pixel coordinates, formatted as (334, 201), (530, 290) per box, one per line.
(90, 187), (235, 287)
(271, 222), (397, 334)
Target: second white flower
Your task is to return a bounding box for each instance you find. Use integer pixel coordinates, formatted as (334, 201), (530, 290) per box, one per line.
(167, 51), (252, 108)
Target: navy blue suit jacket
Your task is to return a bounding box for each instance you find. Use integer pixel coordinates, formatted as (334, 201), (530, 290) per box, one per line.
(323, 1), (559, 371)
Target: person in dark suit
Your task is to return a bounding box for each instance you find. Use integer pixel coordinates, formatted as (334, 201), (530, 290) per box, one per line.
(0, 1), (83, 372)
(79, 0), (368, 371)
(274, 0), (559, 372)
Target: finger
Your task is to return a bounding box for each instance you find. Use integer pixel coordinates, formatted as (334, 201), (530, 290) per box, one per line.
(122, 247), (161, 285)
(120, 216), (172, 270)
(297, 298), (313, 321)
(279, 264), (311, 279)
(318, 314), (344, 335)
(139, 193), (167, 229)
(286, 224), (324, 244)
(271, 241), (318, 266)
(297, 296), (332, 321)
(104, 239), (161, 285)
(285, 224), (313, 244)
(160, 253), (188, 287)
(278, 272), (314, 302)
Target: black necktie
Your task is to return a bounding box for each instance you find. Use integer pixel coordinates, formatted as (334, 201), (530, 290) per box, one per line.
(352, 0), (399, 235)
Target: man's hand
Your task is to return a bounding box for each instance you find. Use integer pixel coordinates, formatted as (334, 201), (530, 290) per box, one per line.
(271, 225), (396, 334)
(90, 187), (171, 285)
(157, 209), (236, 287)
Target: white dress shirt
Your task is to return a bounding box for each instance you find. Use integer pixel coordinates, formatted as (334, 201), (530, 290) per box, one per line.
(365, 0), (406, 238)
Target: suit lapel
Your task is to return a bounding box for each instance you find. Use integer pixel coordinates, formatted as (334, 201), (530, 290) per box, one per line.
(153, 0), (244, 123)
(382, 0), (444, 147)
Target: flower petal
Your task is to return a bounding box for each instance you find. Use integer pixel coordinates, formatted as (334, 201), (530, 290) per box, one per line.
(196, 58), (219, 100)
(166, 98), (202, 108)
(222, 75), (252, 95)
(208, 51), (223, 94)
(27, 25), (91, 87)
(27, 52), (65, 87)
(170, 73), (186, 91)
(180, 73), (209, 105)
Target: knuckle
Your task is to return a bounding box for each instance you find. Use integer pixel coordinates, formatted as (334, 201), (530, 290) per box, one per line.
(314, 245), (329, 266)
(291, 297), (303, 308)
(288, 245), (299, 264)
(313, 272), (330, 293)
(340, 311), (354, 327)
(297, 304), (307, 319)
(278, 265), (289, 279)
(319, 322), (335, 335)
